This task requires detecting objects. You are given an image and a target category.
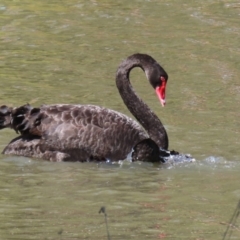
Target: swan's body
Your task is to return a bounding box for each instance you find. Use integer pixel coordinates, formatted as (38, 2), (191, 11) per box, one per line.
(1, 54), (170, 162)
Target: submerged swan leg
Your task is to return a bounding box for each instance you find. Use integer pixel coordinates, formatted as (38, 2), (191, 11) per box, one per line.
(41, 151), (71, 162)
(132, 139), (165, 163)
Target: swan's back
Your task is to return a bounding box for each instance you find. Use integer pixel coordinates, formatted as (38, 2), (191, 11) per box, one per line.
(39, 104), (148, 159)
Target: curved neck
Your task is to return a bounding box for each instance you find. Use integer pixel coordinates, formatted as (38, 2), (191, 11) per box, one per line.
(116, 54), (168, 149)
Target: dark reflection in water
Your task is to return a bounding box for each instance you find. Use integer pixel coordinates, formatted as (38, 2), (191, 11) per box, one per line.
(0, 0), (240, 239)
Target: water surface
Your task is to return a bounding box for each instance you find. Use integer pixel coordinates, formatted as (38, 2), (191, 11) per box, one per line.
(0, 0), (240, 239)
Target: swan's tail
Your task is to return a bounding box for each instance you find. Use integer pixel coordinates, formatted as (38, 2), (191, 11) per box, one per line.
(0, 104), (42, 136)
(10, 104), (42, 135)
(0, 105), (13, 130)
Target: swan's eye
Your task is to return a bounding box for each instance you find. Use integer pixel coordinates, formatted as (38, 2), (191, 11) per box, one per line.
(156, 76), (164, 87)
(160, 76), (166, 85)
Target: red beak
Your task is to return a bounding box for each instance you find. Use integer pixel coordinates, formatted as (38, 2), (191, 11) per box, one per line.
(155, 77), (167, 107)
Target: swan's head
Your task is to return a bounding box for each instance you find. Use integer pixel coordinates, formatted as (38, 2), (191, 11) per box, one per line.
(148, 64), (168, 107)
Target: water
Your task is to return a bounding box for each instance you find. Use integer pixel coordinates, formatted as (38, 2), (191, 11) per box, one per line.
(0, 0), (240, 239)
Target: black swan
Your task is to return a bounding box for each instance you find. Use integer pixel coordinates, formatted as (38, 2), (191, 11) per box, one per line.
(0, 53), (190, 163)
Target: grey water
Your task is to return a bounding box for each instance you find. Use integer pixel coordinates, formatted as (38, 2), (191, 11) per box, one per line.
(0, 0), (240, 239)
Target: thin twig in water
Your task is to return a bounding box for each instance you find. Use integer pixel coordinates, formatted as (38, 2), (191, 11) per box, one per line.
(222, 200), (240, 240)
(99, 206), (111, 240)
